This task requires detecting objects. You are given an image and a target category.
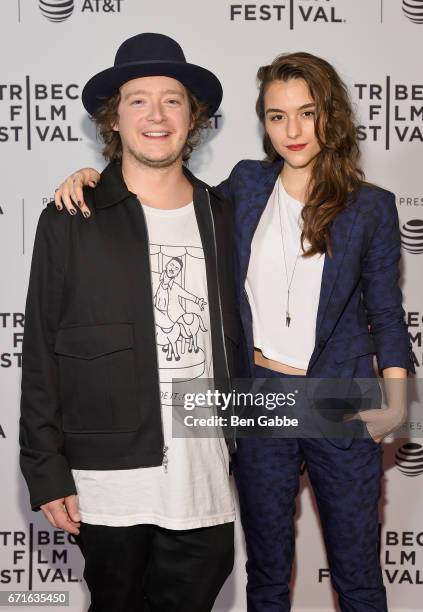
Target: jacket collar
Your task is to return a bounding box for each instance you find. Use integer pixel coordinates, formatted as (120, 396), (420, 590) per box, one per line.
(183, 165), (223, 202)
(238, 158), (284, 225)
(93, 160), (222, 209)
(254, 159), (284, 200)
(93, 161), (131, 209)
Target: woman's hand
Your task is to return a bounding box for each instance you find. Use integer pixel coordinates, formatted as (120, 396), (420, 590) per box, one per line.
(348, 370), (408, 444)
(54, 168), (101, 217)
(356, 405), (407, 444)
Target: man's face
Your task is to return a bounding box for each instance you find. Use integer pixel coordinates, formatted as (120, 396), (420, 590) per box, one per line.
(264, 78), (321, 171)
(166, 259), (182, 278)
(113, 76), (193, 169)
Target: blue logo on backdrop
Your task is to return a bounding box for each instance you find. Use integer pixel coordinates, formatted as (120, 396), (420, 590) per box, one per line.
(39, 0), (74, 22)
(402, 0), (423, 23)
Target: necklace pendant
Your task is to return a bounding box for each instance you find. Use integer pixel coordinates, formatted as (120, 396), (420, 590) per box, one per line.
(286, 313), (291, 327)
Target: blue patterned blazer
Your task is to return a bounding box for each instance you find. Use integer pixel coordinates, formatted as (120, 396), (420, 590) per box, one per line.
(217, 159), (414, 379)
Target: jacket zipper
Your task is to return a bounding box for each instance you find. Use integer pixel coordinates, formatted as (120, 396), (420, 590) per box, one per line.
(162, 445), (169, 474)
(205, 189), (237, 454)
(137, 198), (168, 472)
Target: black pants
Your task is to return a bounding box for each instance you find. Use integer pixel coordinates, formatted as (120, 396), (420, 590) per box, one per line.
(76, 521), (234, 612)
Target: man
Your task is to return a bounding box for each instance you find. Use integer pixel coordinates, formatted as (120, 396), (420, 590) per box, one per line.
(20, 33), (239, 611)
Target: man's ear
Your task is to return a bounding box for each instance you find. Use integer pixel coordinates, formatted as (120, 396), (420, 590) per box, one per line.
(112, 110), (120, 132)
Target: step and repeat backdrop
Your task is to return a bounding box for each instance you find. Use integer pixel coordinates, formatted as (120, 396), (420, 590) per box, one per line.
(1, 0), (422, 610)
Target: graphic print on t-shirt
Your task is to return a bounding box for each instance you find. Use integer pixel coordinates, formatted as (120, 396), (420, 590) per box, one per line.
(149, 242), (212, 398)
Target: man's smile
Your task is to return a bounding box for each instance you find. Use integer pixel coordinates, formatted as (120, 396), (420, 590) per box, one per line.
(142, 131), (170, 138)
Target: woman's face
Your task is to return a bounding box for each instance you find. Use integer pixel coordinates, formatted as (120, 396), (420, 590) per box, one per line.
(264, 78), (321, 171)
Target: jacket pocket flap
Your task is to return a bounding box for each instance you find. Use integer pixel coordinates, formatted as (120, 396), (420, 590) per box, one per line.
(333, 332), (376, 363)
(55, 323), (134, 360)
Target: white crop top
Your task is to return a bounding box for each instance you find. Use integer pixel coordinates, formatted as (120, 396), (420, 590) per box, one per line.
(245, 177), (325, 370)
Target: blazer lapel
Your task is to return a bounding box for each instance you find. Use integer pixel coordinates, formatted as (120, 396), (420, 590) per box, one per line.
(311, 204), (360, 361)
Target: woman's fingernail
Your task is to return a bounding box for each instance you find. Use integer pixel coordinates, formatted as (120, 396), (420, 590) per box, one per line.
(57, 205), (63, 210)
(83, 211), (90, 219)
(70, 209), (77, 216)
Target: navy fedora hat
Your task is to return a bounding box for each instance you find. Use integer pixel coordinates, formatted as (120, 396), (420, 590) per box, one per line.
(82, 33), (222, 117)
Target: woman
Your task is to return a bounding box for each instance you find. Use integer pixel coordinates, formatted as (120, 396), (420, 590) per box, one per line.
(54, 52), (412, 611)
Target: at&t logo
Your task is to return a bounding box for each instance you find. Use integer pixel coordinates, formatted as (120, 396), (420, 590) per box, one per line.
(395, 442), (423, 476)
(38, 0), (123, 22)
(400, 219), (423, 254)
(402, 0), (423, 23)
(39, 0), (74, 22)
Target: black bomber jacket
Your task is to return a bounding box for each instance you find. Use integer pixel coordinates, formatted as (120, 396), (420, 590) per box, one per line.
(20, 161), (240, 510)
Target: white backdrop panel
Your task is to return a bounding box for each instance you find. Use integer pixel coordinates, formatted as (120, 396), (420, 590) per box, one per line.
(1, 1), (422, 609)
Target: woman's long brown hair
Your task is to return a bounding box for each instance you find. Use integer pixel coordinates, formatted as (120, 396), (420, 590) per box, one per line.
(256, 52), (365, 256)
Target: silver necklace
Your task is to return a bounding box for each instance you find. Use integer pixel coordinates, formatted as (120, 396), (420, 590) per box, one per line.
(276, 179), (302, 327)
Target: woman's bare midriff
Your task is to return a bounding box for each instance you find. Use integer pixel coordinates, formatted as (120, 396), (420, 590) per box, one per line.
(254, 348), (307, 375)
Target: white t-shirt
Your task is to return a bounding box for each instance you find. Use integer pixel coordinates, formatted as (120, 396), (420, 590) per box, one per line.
(245, 178), (325, 370)
(72, 202), (235, 529)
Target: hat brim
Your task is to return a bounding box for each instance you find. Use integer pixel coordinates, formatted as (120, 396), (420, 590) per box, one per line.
(82, 60), (222, 117)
